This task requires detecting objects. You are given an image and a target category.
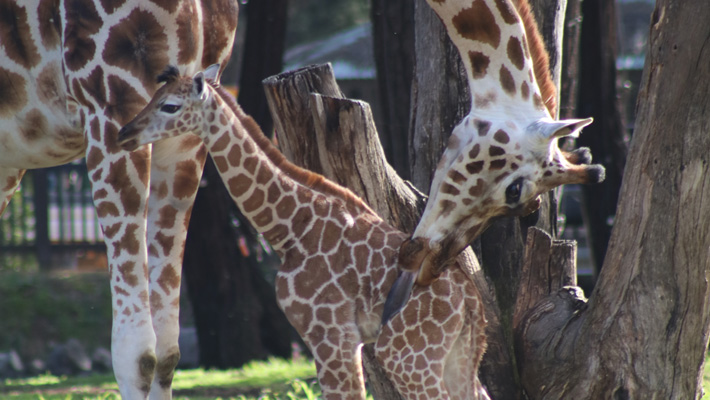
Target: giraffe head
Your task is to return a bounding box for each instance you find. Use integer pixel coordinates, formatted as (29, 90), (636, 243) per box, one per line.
(118, 65), (221, 150)
(404, 113), (604, 285)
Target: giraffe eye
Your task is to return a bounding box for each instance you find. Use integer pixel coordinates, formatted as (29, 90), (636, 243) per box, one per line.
(505, 178), (524, 204)
(160, 104), (181, 114)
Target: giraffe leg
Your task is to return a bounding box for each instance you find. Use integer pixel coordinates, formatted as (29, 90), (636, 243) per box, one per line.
(86, 118), (156, 399)
(0, 168), (26, 214)
(145, 137), (207, 400)
(299, 318), (367, 400)
(376, 277), (472, 400)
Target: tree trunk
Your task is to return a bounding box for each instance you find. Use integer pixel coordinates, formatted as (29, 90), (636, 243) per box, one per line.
(370, 0), (415, 178)
(237, 0), (288, 133)
(516, 1), (710, 397)
(575, 0), (628, 275)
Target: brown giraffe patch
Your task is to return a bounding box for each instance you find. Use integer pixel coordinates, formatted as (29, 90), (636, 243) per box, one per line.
(157, 264), (181, 294)
(155, 232), (174, 257)
(176, 1), (199, 64)
(493, 129), (510, 144)
(0, 68), (28, 117)
(494, 0), (519, 24)
(150, 290), (163, 311)
(473, 119), (491, 137)
(37, 0), (62, 49)
(533, 93), (545, 110)
(103, 8), (169, 90)
(96, 201), (120, 218)
(227, 146), (246, 167)
(452, 0), (501, 48)
(489, 159), (507, 170)
(103, 223), (120, 239)
(243, 156), (259, 175)
(115, 223), (140, 256)
(465, 161), (484, 174)
(105, 157), (143, 215)
(106, 75), (146, 127)
(243, 188), (265, 213)
(0, 1), (41, 69)
(213, 155), (228, 173)
(99, 0), (127, 14)
(468, 51), (490, 79)
(264, 223), (290, 246)
(252, 208), (273, 227)
(173, 160), (200, 199)
(499, 65), (517, 95)
(80, 67), (107, 109)
(489, 145), (505, 157)
(494, 171), (510, 183)
(507, 37), (525, 70)
(148, 0), (179, 13)
(117, 261), (139, 287)
(157, 205), (178, 229)
(440, 183), (461, 196)
(211, 132), (230, 152)
(438, 199), (457, 218)
(275, 195), (297, 219)
(320, 221), (341, 253)
(20, 109), (48, 143)
(521, 81), (530, 100)
(469, 143), (481, 158)
(227, 173), (251, 196)
(294, 256), (331, 299)
(447, 169), (467, 185)
(63, 0), (102, 71)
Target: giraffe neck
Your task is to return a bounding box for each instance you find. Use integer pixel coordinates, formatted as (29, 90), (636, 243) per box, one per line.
(197, 84), (377, 255)
(427, 0), (555, 120)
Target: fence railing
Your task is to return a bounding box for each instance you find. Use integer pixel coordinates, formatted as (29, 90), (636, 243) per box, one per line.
(0, 162), (105, 269)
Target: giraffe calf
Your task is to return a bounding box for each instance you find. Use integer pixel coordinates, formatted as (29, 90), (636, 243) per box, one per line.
(118, 65), (491, 399)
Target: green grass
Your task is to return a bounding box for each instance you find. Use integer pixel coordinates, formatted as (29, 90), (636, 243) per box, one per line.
(0, 358), (320, 400)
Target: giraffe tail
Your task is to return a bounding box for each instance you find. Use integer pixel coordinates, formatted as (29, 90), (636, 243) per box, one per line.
(381, 270), (416, 325)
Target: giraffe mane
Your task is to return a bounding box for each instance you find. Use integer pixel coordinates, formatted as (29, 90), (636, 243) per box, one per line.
(209, 82), (378, 216)
(513, 0), (557, 116)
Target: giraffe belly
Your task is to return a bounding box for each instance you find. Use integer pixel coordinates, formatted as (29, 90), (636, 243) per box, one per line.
(0, 116), (85, 169)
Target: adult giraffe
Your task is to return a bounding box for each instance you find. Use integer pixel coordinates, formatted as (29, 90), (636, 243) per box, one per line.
(0, 1), (238, 398)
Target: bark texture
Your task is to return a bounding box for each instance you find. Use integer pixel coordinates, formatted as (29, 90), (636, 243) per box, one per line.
(237, 0), (288, 132)
(370, 0), (415, 178)
(516, 1), (710, 397)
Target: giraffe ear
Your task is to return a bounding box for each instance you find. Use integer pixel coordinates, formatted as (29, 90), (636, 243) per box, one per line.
(192, 72), (207, 100)
(533, 117), (593, 140)
(203, 64), (221, 83)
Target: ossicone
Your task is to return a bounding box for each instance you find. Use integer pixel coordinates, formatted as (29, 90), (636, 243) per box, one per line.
(157, 65), (181, 84)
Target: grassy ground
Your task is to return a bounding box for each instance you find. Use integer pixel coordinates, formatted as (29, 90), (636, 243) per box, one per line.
(0, 358), (323, 400)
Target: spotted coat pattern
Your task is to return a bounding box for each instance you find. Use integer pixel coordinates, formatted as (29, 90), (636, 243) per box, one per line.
(0, 1), (238, 399)
(405, 0), (605, 284)
(117, 70), (491, 399)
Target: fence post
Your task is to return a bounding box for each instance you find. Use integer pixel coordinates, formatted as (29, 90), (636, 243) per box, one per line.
(33, 169), (51, 269)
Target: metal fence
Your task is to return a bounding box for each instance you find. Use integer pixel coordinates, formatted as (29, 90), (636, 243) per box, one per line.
(0, 161), (105, 268)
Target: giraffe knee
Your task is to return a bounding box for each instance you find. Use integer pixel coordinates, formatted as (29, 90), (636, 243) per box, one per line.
(138, 350), (158, 395)
(156, 349), (181, 388)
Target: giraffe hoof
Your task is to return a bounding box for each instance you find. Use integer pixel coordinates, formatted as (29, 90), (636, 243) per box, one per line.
(381, 270), (416, 325)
